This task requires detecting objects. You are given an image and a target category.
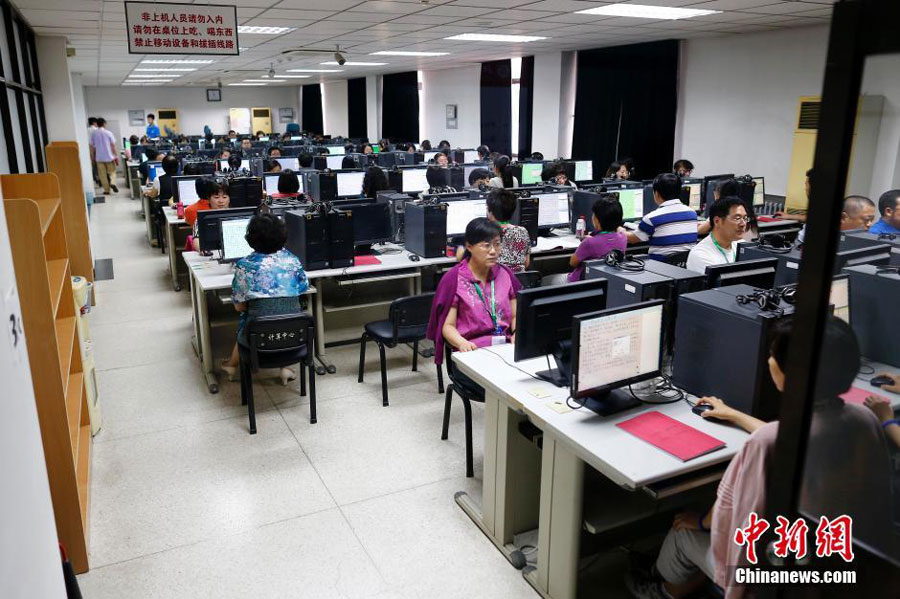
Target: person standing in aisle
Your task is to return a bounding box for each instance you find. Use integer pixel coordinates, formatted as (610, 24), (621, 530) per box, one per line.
(146, 113), (160, 139)
(90, 118), (119, 195)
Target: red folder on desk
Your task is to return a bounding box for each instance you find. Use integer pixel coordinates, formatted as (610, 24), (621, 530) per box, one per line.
(616, 411), (726, 462)
(757, 216), (782, 223)
(354, 255), (382, 266)
(840, 386), (885, 405)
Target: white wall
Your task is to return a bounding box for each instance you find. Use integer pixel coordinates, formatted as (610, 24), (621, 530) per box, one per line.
(421, 65), (481, 148)
(84, 85), (301, 139)
(366, 75), (380, 142)
(322, 80), (349, 138)
(36, 36), (79, 144)
(532, 52), (562, 158)
(70, 74), (94, 195)
(860, 55), (900, 196)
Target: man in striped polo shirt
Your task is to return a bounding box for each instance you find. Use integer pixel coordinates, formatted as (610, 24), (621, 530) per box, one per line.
(627, 173), (698, 260)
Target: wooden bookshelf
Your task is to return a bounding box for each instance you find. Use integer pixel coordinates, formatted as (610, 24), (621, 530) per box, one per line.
(1, 173), (91, 573)
(46, 142), (94, 295)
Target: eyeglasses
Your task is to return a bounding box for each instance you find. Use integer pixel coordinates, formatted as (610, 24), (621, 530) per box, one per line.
(474, 241), (501, 251)
(728, 215), (751, 224)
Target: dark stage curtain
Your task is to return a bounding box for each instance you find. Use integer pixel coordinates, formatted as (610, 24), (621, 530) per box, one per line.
(347, 77), (367, 139)
(517, 56), (534, 158)
(480, 59), (512, 157)
(572, 40), (679, 181)
(301, 84), (323, 135)
(381, 71), (419, 142)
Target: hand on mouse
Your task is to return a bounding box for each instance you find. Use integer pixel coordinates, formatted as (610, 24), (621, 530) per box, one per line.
(874, 373), (900, 394)
(696, 397), (737, 422)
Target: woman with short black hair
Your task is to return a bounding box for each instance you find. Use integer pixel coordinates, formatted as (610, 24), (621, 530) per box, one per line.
(486, 189), (531, 272)
(362, 166), (390, 198)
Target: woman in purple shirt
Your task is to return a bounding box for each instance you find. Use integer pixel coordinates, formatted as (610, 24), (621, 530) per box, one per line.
(568, 195), (628, 282)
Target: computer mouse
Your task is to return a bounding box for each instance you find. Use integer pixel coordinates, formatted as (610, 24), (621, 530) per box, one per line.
(871, 375), (894, 388)
(408, 254), (420, 262)
(692, 403), (714, 417)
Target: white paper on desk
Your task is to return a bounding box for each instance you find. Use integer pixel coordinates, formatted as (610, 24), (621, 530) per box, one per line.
(547, 400), (572, 414)
(528, 386), (552, 399)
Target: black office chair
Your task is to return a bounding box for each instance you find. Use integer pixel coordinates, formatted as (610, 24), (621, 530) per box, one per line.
(663, 250), (691, 268)
(440, 342), (485, 478)
(239, 313), (317, 434)
(358, 293), (440, 406)
(515, 270), (543, 289)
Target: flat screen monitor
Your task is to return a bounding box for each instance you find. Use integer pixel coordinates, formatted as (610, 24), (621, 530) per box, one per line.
(611, 188), (645, 221)
(336, 171), (365, 197)
(196, 207), (258, 252)
(423, 151), (439, 162)
(830, 275), (850, 324)
(264, 173), (303, 196)
(571, 301), (664, 400)
(147, 161), (161, 181)
(685, 182), (702, 211)
(175, 177), (201, 206)
(705, 257), (779, 290)
(464, 150), (479, 163)
(327, 146), (344, 155)
(327, 155), (347, 170)
(220, 217), (253, 262)
(464, 165), (479, 187)
(752, 177), (765, 207)
(521, 163), (544, 185)
(574, 160), (593, 182)
(341, 202), (393, 246)
(445, 199), (487, 237)
(401, 168), (429, 193)
(274, 157), (299, 171)
(702, 174), (735, 209)
(537, 192), (570, 228)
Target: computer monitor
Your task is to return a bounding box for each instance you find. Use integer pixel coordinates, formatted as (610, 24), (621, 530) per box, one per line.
(196, 207), (258, 252)
(326, 155), (347, 170)
(520, 163), (544, 185)
(219, 217), (253, 262)
(274, 157), (299, 171)
(340, 201), (393, 250)
(327, 146), (344, 155)
(336, 171), (365, 197)
(684, 181), (702, 211)
(705, 257), (779, 290)
(445, 198), (487, 237)
(464, 150), (479, 163)
(264, 172), (303, 196)
(570, 301), (664, 416)
(610, 188), (644, 221)
(536, 192), (570, 229)
(147, 161), (162, 181)
(464, 165), (479, 187)
(174, 176), (201, 206)
(514, 279), (608, 387)
(830, 274), (850, 323)
(574, 160), (593, 182)
(752, 177), (765, 207)
(702, 174), (735, 210)
(401, 168), (430, 193)
(423, 150), (439, 162)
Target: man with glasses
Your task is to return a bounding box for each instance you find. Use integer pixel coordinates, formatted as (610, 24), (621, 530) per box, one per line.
(686, 196), (747, 273)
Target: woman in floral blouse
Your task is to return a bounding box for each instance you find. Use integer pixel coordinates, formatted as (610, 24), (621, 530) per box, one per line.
(487, 188), (531, 272)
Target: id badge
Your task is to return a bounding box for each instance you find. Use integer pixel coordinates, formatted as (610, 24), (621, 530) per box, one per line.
(491, 335), (507, 346)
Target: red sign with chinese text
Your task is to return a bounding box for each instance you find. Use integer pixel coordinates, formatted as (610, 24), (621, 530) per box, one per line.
(124, 2), (239, 55)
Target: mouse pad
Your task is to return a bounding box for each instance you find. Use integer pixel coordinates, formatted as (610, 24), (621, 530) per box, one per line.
(354, 255), (382, 266)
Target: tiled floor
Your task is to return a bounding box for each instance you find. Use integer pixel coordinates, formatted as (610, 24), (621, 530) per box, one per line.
(76, 184), (539, 597)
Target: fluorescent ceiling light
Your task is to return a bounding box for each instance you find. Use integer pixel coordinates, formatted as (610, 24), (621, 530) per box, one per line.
(133, 67), (196, 72)
(128, 73), (182, 78)
(320, 61), (387, 66)
(243, 79), (286, 83)
(444, 33), (546, 42)
(123, 80), (173, 84)
(370, 51), (449, 57)
(238, 26), (295, 34)
(285, 68), (343, 73)
(228, 83), (267, 86)
(575, 4), (721, 19)
(272, 75), (311, 78)
(141, 59), (213, 64)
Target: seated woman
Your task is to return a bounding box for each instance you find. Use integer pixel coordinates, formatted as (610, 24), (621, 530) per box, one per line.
(421, 165), (457, 198)
(222, 213), (309, 385)
(264, 158), (282, 174)
(547, 162), (577, 189)
(185, 177), (230, 251)
(455, 189), (531, 272)
(489, 155), (518, 189)
(341, 155), (357, 169)
(270, 169), (301, 201)
(568, 196), (627, 282)
(626, 317), (893, 599)
(605, 160), (631, 180)
(362, 166), (390, 199)
(427, 218), (522, 370)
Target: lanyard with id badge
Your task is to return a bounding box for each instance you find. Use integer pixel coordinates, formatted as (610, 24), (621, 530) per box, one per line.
(473, 280), (506, 346)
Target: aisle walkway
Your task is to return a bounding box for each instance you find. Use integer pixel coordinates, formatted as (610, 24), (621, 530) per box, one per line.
(77, 185), (536, 598)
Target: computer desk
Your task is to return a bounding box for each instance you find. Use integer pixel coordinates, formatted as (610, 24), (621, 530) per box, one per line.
(141, 189), (157, 246)
(162, 207), (191, 291)
(450, 345), (897, 599)
(127, 161), (142, 201)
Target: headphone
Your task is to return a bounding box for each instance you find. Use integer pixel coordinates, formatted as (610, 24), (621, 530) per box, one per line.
(735, 286), (795, 312)
(876, 265), (900, 277)
(605, 249), (645, 272)
(757, 234), (795, 254)
(877, 233), (897, 241)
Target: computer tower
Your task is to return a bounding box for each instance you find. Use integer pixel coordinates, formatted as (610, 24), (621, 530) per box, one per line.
(284, 209), (330, 271)
(328, 209), (355, 268)
(228, 177), (263, 208)
(512, 196), (539, 244)
(672, 285), (794, 420)
(641, 260), (707, 296)
(738, 240), (892, 286)
(308, 172), (337, 203)
(584, 262), (673, 307)
(379, 191), (411, 243)
(405, 202), (447, 258)
(843, 264), (900, 367)
(842, 230), (900, 265)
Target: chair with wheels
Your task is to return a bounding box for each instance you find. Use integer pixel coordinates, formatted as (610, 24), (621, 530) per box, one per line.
(239, 313), (317, 434)
(515, 270), (543, 289)
(440, 342), (485, 478)
(358, 293), (440, 406)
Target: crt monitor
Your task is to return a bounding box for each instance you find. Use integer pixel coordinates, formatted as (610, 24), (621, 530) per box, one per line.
(830, 274), (850, 323)
(264, 172), (303, 196)
(574, 160), (593, 182)
(219, 217), (253, 263)
(514, 279), (608, 387)
(445, 198), (487, 237)
(274, 157), (299, 171)
(752, 177), (765, 207)
(173, 176), (201, 206)
(705, 257), (779, 290)
(401, 168), (430, 193)
(536, 192), (570, 229)
(196, 207), (258, 252)
(336, 170), (365, 197)
(520, 163), (544, 185)
(326, 155), (347, 170)
(570, 301), (665, 416)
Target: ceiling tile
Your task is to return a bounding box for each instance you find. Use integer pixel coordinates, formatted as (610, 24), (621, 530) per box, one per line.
(348, 1), (421, 15)
(274, 0), (364, 10)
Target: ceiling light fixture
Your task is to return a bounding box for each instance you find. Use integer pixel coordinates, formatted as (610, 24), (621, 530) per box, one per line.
(133, 67), (197, 72)
(444, 33), (546, 42)
(237, 26), (295, 34)
(370, 51), (449, 57)
(128, 73), (183, 78)
(228, 83), (268, 86)
(141, 59), (214, 64)
(574, 4), (721, 19)
(285, 68), (343, 73)
(243, 79), (285, 83)
(270, 75), (312, 78)
(320, 61), (387, 66)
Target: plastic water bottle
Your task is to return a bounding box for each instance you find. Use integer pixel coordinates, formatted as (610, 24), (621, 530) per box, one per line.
(575, 215), (586, 240)
(176, 200), (184, 219)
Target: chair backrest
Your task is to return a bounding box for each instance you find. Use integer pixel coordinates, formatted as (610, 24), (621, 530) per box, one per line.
(389, 292), (434, 341)
(515, 270), (543, 289)
(443, 341), (483, 399)
(663, 250), (690, 268)
(246, 313), (315, 371)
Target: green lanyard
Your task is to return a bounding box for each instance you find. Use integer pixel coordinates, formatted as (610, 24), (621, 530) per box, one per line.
(473, 280), (499, 331)
(711, 236), (733, 263)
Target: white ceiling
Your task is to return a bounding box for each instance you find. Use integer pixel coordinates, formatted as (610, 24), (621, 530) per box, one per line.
(12, 0), (836, 86)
